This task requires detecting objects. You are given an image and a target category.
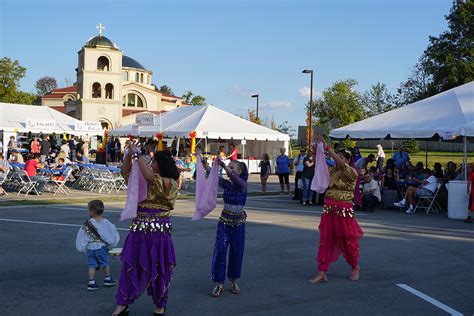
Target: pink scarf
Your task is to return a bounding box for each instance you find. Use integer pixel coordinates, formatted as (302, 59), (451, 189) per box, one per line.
(120, 154), (148, 221)
(311, 141), (330, 193)
(192, 155), (219, 221)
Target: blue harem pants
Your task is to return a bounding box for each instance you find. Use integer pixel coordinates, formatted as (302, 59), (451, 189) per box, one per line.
(211, 221), (245, 283)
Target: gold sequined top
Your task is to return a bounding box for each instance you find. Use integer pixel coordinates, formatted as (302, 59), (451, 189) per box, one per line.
(123, 171), (178, 210)
(325, 163), (358, 203)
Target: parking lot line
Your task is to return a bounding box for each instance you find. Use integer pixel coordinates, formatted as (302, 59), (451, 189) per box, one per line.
(396, 284), (463, 316)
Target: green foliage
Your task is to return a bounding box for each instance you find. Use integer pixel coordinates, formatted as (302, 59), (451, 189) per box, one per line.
(247, 109), (262, 125)
(402, 139), (420, 153)
(276, 120), (296, 138)
(182, 90), (206, 106)
(312, 79), (366, 128)
(363, 82), (394, 116)
(35, 76), (57, 96)
(397, 0), (474, 105)
(157, 85), (174, 95)
(343, 138), (357, 149)
(0, 57), (30, 103)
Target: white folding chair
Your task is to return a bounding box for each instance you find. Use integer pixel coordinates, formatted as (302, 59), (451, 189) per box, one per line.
(16, 170), (39, 196)
(0, 168), (9, 195)
(50, 167), (73, 195)
(415, 184), (442, 215)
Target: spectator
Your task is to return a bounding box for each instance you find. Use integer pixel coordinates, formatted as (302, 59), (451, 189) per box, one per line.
(114, 138), (122, 162)
(362, 173), (381, 212)
(276, 147), (291, 195)
(394, 168), (437, 214)
(31, 136), (41, 154)
(376, 144), (385, 172)
(7, 135), (17, 160)
(0, 153), (10, 195)
(259, 153), (271, 195)
(354, 154), (375, 171)
(392, 146), (410, 170)
(24, 154), (47, 194)
(369, 166), (380, 181)
(106, 137), (115, 162)
(384, 158), (396, 172)
(226, 143), (238, 161)
(177, 156), (195, 190)
(69, 136), (78, 161)
(76, 151), (90, 164)
(353, 147), (362, 162)
(82, 139), (90, 159)
(445, 161), (458, 181)
(381, 167), (397, 190)
(301, 151), (315, 206)
(9, 148), (24, 163)
(51, 157), (67, 172)
(60, 140), (70, 158)
(433, 162), (444, 179)
(292, 147), (307, 201)
(56, 151), (72, 165)
(413, 162), (425, 180)
(39, 135), (51, 163)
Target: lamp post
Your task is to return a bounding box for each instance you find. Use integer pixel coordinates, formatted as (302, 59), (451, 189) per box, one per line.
(251, 94), (259, 120)
(302, 69), (313, 147)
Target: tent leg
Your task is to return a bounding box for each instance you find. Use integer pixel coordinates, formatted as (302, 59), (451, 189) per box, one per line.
(463, 136), (467, 180)
(425, 141), (428, 168)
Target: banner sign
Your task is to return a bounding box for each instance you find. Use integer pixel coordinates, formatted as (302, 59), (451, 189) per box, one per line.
(75, 121), (102, 132)
(135, 113), (155, 126)
(26, 119), (56, 130)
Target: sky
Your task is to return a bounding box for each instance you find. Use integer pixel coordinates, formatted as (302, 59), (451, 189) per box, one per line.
(0, 0), (452, 131)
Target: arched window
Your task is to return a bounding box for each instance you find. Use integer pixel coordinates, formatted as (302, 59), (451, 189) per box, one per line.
(135, 73), (139, 82)
(97, 56), (110, 71)
(92, 82), (101, 98)
(147, 74), (150, 84)
(140, 73), (144, 83)
(105, 84), (114, 99)
(123, 71), (129, 81)
(126, 93), (145, 108)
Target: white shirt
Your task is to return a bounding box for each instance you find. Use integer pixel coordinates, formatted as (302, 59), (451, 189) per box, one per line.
(60, 144), (70, 156)
(363, 179), (381, 201)
(422, 175), (437, 193)
(75, 218), (120, 252)
(295, 154), (306, 172)
(377, 147), (385, 159)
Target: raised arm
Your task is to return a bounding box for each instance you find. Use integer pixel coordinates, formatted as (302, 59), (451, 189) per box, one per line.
(316, 135), (346, 168)
(123, 143), (155, 182)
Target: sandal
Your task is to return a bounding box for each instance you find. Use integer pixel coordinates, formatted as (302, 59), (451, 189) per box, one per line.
(230, 283), (240, 294)
(211, 284), (224, 297)
(349, 269), (360, 281)
(308, 275), (328, 284)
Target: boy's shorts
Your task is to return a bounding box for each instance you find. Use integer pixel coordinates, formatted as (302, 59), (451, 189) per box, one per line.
(87, 246), (109, 268)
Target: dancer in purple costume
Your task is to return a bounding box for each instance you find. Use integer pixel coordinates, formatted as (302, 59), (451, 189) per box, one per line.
(112, 143), (180, 316)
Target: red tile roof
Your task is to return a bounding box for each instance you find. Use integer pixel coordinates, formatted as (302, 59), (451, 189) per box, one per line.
(51, 106), (66, 113)
(50, 86), (77, 93)
(160, 92), (182, 99)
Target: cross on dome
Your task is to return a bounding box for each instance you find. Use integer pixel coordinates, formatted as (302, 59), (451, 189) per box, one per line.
(96, 23), (105, 36)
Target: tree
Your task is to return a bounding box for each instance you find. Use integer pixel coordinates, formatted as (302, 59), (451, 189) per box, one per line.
(311, 79), (366, 128)
(247, 109), (262, 125)
(0, 57), (27, 102)
(157, 85), (174, 95)
(276, 121), (296, 138)
(182, 90), (206, 106)
(35, 76), (57, 96)
(363, 82), (394, 116)
(395, 58), (433, 106)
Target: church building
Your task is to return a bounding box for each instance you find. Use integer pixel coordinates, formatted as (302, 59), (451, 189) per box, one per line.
(41, 24), (189, 129)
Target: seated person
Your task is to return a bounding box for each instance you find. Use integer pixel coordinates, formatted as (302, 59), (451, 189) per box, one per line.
(52, 158), (67, 170)
(24, 154), (47, 194)
(369, 166), (380, 181)
(56, 152), (72, 165)
(433, 162), (444, 179)
(177, 156), (196, 190)
(444, 161), (458, 181)
(8, 148), (24, 163)
(362, 173), (381, 212)
(381, 167), (397, 190)
(0, 153), (11, 195)
(394, 168), (437, 214)
(75, 151), (90, 164)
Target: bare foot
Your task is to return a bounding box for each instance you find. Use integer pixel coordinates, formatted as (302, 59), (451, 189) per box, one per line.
(111, 305), (128, 315)
(308, 272), (328, 284)
(154, 307), (165, 314)
(349, 267), (360, 281)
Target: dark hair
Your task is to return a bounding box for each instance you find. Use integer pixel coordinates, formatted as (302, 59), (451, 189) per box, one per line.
(58, 158), (65, 162)
(338, 149), (352, 161)
(230, 143), (235, 148)
(62, 140), (67, 144)
(154, 151), (180, 180)
(368, 154), (375, 160)
(32, 153), (40, 159)
(235, 161), (248, 181)
(262, 153), (269, 161)
(434, 162), (442, 169)
(423, 168), (432, 175)
(88, 199), (104, 215)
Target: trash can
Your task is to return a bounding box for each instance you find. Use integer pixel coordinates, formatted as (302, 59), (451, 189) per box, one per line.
(447, 181), (469, 219)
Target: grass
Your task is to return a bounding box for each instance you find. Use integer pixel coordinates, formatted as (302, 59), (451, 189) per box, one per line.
(290, 146), (472, 169)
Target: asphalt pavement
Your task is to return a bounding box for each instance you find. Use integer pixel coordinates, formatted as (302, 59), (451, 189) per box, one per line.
(0, 195), (473, 315)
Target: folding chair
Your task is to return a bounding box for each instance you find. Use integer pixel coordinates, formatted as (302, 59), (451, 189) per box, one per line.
(49, 167), (73, 195)
(16, 170), (39, 196)
(415, 184), (442, 215)
(0, 168), (9, 195)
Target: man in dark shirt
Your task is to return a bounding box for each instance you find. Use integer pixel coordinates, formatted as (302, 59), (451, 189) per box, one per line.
(39, 135), (51, 163)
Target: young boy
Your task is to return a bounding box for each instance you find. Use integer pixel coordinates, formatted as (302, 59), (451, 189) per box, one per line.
(76, 200), (120, 291)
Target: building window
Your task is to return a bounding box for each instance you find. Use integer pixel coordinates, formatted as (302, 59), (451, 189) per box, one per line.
(135, 73), (139, 82)
(147, 74), (150, 84)
(105, 84), (114, 99)
(97, 56), (110, 71)
(123, 71), (129, 81)
(140, 73), (144, 83)
(126, 93), (145, 108)
(92, 82), (101, 98)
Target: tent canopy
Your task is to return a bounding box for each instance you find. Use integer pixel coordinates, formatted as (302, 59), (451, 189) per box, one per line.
(110, 105), (290, 141)
(0, 102), (102, 136)
(330, 81), (474, 139)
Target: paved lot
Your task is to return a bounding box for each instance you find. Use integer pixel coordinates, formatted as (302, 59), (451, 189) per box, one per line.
(0, 195), (473, 315)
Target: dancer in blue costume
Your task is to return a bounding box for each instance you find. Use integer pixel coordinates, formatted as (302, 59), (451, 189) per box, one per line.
(210, 158), (249, 297)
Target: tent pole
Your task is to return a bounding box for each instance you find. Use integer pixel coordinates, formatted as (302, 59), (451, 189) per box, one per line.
(205, 137), (208, 154)
(425, 141), (428, 168)
(463, 136), (467, 180)
(176, 137), (180, 157)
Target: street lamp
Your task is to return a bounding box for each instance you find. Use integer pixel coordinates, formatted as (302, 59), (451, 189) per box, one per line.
(251, 94), (259, 120)
(302, 69), (313, 147)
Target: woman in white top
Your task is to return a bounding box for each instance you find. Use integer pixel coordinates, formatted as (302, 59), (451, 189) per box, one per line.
(362, 173), (381, 212)
(376, 144), (385, 172)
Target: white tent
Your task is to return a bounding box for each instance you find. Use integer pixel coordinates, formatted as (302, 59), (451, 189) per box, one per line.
(330, 81), (474, 139)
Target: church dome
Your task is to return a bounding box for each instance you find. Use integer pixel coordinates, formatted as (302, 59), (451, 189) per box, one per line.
(122, 55), (148, 71)
(84, 35), (117, 49)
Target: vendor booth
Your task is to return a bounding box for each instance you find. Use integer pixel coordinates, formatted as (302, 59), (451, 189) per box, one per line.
(109, 105), (290, 173)
(330, 81), (474, 219)
(0, 102), (103, 150)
